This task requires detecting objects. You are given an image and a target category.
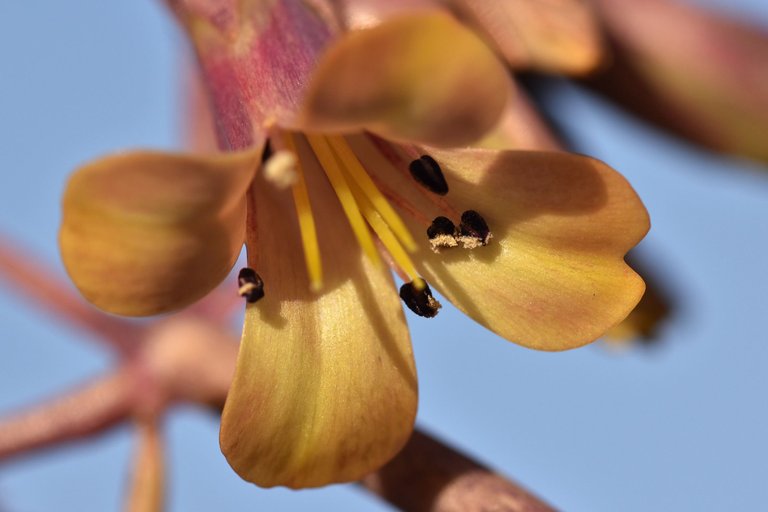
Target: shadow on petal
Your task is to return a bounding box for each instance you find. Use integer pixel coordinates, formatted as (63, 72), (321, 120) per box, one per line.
(354, 135), (648, 350)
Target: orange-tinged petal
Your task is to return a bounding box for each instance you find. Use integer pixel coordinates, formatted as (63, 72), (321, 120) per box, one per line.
(604, 252), (672, 344)
(59, 149), (261, 316)
(475, 83), (562, 151)
(354, 136), (648, 350)
(450, 0), (603, 74)
(301, 12), (512, 147)
(328, 0), (442, 29)
(220, 137), (417, 489)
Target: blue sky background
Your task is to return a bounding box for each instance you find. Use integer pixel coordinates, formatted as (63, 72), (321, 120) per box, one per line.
(0, 1), (766, 510)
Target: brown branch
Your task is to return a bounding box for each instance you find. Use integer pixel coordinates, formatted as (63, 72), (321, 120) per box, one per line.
(361, 429), (555, 512)
(0, 239), (140, 354)
(0, 370), (136, 461)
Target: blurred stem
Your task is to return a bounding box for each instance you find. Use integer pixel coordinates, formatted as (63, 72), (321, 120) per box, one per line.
(124, 420), (165, 512)
(361, 429), (555, 512)
(0, 239), (140, 354)
(0, 370), (136, 461)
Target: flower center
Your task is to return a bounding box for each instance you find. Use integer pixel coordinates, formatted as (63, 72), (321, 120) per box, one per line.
(268, 131), (427, 296)
(257, 131), (494, 318)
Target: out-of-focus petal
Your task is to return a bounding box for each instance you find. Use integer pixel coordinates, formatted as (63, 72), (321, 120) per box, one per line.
(60, 149), (261, 316)
(327, 0), (441, 29)
(301, 12), (512, 147)
(448, 0), (603, 74)
(589, 0), (768, 163)
(170, 0), (336, 149)
(475, 83), (563, 151)
(220, 137), (417, 488)
(354, 136), (648, 350)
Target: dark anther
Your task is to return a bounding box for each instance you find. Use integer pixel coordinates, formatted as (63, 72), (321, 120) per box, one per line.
(409, 155), (449, 195)
(427, 216), (456, 239)
(427, 216), (458, 251)
(399, 279), (442, 318)
(238, 267), (265, 303)
(458, 210), (492, 248)
(261, 140), (273, 163)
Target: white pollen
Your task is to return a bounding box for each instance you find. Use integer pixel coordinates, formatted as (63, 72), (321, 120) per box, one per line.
(429, 234), (459, 253)
(264, 150), (298, 189)
(238, 282), (257, 296)
(458, 232), (493, 249)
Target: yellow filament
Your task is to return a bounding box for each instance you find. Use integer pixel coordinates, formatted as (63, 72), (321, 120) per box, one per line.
(284, 133), (323, 291)
(305, 134), (382, 269)
(346, 177), (421, 284)
(326, 135), (417, 252)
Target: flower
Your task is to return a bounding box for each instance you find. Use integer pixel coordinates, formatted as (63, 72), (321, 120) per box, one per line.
(58, 0), (648, 489)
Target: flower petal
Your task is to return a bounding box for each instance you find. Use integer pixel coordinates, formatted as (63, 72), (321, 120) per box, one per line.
(220, 137), (417, 488)
(353, 136), (648, 350)
(475, 82), (562, 151)
(450, 0), (603, 74)
(301, 12), (512, 147)
(328, 0), (442, 30)
(604, 252), (672, 343)
(59, 149), (260, 316)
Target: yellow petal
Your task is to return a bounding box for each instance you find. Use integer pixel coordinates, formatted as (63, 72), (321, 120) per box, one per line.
(604, 253), (672, 343)
(60, 149), (260, 316)
(301, 12), (511, 147)
(452, 0), (604, 74)
(220, 137), (417, 488)
(353, 136), (649, 350)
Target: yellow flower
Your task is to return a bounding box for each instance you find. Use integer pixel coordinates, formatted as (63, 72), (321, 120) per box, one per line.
(59, 0), (648, 489)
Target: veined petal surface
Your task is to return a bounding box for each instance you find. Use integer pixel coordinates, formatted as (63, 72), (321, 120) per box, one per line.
(354, 136), (648, 350)
(220, 137), (417, 488)
(59, 149), (260, 316)
(301, 12), (511, 147)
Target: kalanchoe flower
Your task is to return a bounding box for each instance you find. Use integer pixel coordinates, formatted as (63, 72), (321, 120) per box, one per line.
(58, 0), (648, 489)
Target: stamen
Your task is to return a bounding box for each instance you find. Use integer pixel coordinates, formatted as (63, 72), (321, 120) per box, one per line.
(326, 136), (417, 252)
(347, 176), (421, 283)
(376, 237), (410, 283)
(409, 155), (449, 195)
(306, 134), (382, 269)
(263, 149), (298, 189)
(283, 133), (323, 291)
(238, 267), (265, 303)
(427, 216), (458, 252)
(458, 210), (492, 248)
(399, 278), (441, 318)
